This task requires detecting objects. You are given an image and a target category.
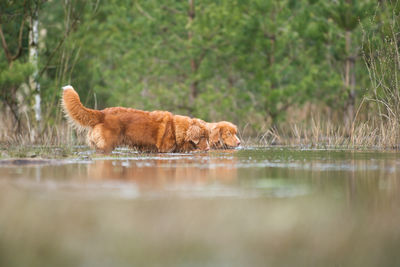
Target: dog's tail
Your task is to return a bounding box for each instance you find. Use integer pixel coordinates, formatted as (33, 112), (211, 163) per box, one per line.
(62, 85), (104, 128)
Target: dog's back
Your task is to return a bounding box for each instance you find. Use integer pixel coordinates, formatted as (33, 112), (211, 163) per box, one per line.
(102, 107), (176, 152)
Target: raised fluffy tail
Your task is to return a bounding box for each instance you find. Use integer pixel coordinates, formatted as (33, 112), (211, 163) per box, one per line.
(62, 85), (104, 128)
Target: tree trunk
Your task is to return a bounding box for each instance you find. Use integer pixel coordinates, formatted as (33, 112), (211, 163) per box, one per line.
(6, 87), (22, 132)
(29, 1), (41, 136)
(188, 0), (197, 107)
(269, 34), (276, 90)
(345, 30), (355, 129)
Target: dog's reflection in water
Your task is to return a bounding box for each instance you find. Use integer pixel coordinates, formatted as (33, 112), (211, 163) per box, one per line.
(87, 156), (237, 191)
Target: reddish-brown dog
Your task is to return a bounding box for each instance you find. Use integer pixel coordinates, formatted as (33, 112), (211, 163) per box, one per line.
(173, 115), (210, 152)
(62, 85), (210, 153)
(206, 121), (241, 149)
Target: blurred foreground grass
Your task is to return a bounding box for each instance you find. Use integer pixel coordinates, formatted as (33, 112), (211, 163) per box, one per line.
(1, 184), (400, 267)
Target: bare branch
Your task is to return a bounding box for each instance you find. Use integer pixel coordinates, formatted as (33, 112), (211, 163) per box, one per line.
(0, 0), (28, 64)
(10, 9), (26, 61)
(0, 24), (12, 63)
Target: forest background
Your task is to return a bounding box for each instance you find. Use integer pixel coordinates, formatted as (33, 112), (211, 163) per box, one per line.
(1, 0), (400, 147)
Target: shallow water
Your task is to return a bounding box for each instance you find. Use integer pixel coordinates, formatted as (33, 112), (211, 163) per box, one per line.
(1, 147), (400, 266)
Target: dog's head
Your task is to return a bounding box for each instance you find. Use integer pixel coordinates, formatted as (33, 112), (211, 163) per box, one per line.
(209, 121), (240, 149)
(185, 119), (210, 151)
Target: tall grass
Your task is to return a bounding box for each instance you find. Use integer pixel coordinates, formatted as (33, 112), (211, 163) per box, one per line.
(360, 4), (400, 147)
(249, 117), (399, 149)
(0, 108), (86, 148)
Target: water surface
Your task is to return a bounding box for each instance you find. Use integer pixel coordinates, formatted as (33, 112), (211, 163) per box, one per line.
(1, 147), (400, 266)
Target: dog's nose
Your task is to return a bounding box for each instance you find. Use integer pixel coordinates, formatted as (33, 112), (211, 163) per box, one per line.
(235, 136), (241, 146)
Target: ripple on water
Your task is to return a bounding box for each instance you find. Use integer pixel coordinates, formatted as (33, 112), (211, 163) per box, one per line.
(1, 148), (400, 200)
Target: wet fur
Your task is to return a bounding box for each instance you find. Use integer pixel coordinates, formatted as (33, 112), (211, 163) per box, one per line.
(206, 121), (241, 149)
(173, 115), (210, 152)
(62, 86), (209, 153)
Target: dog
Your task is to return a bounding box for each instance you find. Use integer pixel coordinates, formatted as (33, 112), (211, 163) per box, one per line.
(62, 85), (210, 153)
(102, 108), (210, 152)
(173, 115), (210, 152)
(206, 121), (241, 149)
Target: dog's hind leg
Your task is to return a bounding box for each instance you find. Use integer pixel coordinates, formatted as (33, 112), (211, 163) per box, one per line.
(87, 124), (117, 154)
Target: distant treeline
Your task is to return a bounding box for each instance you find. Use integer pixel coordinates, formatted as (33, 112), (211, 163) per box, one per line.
(0, 0), (399, 135)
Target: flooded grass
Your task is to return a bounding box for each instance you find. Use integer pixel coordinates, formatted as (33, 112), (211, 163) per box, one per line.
(0, 145), (80, 159)
(1, 147), (400, 266)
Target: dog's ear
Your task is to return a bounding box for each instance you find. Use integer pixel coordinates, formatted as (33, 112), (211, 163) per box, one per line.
(185, 124), (201, 144)
(209, 125), (221, 145)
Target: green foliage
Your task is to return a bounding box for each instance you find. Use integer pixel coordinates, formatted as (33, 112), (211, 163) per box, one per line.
(0, 61), (33, 89)
(0, 0), (398, 132)
(324, 0), (375, 31)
